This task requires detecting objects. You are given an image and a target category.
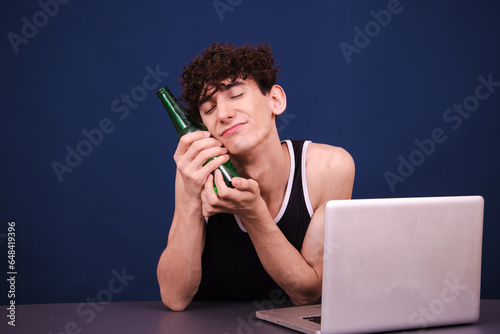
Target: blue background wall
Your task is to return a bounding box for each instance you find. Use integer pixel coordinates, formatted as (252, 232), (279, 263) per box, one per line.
(1, 0), (499, 305)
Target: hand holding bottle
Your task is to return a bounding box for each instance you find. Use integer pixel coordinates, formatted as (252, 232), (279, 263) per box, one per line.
(200, 168), (267, 224)
(173, 131), (231, 198)
(156, 87), (239, 193)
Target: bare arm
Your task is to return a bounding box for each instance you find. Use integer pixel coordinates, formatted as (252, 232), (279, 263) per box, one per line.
(201, 144), (355, 305)
(157, 171), (205, 311)
(157, 131), (230, 311)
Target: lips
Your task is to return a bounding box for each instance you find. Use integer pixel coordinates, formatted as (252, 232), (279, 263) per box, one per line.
(220, 123), (245, 137)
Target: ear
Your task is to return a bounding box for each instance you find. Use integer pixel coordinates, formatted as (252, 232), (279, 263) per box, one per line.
(269, 85), (287, 116)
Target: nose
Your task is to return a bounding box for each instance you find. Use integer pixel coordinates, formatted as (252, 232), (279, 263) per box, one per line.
(216, 101), (235, 124)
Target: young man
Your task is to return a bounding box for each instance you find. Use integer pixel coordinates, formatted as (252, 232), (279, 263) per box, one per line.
(157, 43), (355, 311)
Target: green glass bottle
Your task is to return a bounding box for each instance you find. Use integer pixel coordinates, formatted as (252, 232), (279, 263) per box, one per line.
(156, 86), (239, 190)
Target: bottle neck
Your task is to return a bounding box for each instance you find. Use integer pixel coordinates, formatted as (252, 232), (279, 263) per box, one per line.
(156, 87), (201, 136)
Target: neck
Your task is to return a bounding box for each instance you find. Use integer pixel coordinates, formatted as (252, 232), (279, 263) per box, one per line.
(231, 132), (290, 215)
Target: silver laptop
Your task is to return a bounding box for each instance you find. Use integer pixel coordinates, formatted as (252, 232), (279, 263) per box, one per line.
(256, 196), (484, 334)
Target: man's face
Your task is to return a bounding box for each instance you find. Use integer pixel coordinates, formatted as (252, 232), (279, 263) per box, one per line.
(198, 78), (277, 156)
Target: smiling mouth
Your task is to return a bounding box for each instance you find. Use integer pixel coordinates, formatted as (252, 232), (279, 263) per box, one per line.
(221, 123), (244, 137)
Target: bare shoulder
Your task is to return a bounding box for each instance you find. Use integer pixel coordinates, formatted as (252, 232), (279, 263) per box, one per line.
(306, 142), (355, 171)
(305, 142), (355, 209)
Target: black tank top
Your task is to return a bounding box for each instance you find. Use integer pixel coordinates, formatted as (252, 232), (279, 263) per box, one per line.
(194, 140), (313, 301)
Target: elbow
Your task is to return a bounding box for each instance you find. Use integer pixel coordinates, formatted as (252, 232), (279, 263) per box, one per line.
(157, 259), (199, 312)
(291, 296), (320, 306)
(290, 291), (321, 306)
(289, 284), (322, 306)
(162, 299), (189, 312)
(158, 275), (196, 312)
(160, 292), (193, 312)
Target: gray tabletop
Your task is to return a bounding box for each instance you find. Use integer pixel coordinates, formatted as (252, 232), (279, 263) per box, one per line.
(4, 299), (500, 333)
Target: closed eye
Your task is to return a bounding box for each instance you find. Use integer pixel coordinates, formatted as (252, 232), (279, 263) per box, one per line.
(231, 93), (243, 99)
(204, 104), (216, 115)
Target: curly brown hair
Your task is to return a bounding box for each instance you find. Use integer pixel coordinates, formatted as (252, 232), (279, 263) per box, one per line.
(178, 43), (280, 121)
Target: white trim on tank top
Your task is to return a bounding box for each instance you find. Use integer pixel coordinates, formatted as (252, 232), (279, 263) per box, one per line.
(235, 140), (313, 233)
(301, 140), (314, 217)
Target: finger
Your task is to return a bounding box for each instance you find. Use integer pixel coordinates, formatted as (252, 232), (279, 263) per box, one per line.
(176, 131), (211, 154)
(193, 148), (228, 170)
(202, 174), (219, 216)
(204, 173), (220, 202)
(200, 176), (211, 216)
(231, 176), (247, 190)
(201, 154), (230, 176)
(201, 195), (212, 217)
(201, 204), (210, 218)
(175, 136), (225, 168)
(212, 169), (229, 197)
(175, 131), (219, 159)
(232, 177), (260, 194)
(181, 131), (211, 144)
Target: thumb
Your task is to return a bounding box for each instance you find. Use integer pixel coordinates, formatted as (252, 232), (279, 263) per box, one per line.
(232, 177), (259, 193)
(231, 177), (247, 189)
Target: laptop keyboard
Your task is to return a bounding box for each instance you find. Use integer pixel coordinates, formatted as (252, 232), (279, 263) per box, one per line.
(302, 316), (321, 324)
